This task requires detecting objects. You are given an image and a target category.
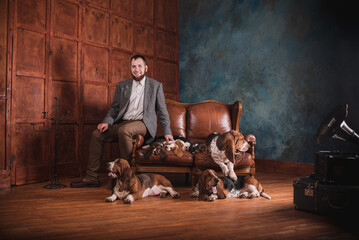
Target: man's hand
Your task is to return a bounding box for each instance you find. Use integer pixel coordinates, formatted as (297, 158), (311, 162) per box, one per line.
(164, 135), (174, 142)
(97, 123), (109, 133)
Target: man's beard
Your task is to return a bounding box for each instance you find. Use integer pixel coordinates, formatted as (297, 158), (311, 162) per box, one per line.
(132, 73), (145, 81)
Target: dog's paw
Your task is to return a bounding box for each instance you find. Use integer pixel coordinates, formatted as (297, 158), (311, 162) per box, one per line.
(239, 192), (249, 198)
(123, 195), (134, 204)
(172, 192), (180, 199)
(190, 191), (199, 198)
(160, 191), (168, 198)
(207, 194), (217, 202)
(105, 195), (117, 202)
(249, 192), (260, 199)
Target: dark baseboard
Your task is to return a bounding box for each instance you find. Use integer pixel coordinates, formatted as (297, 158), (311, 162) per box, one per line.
(255, 159), (314, 176)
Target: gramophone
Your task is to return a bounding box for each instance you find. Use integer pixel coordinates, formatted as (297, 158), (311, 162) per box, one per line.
(316, 104), (359, 145)
(315, 104), (359, 184)
(293, 104), (359, 214)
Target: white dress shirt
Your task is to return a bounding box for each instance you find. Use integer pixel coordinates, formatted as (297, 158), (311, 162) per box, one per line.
(123, 77), (146, 120)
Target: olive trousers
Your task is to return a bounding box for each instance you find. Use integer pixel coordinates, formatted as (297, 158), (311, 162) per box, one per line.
(86, 120), (147, 181)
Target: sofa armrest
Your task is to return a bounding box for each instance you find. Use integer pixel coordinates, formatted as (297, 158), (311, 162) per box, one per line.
(245, 134), (256, 160)
(132, 134), (145, 149)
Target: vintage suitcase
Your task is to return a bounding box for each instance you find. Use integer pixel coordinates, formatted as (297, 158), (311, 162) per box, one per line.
(293, 176), (359, 214)
(315, 151), (359, 184)
(293, 176), (318, 213)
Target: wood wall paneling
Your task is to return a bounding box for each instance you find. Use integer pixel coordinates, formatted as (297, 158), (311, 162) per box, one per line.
(84, 6), (109, 45)
(135, 0), (154, 24)
(51, 81), (78, 121)
(14, 123), (48, 185)
(156, 30), (177, 61)
(135, 24), (154, 56)
(83, 84), (108, 122)
(16, 29), (46, 76)
(54, 124), (80, 178)
(7, 0), (179, 185)
(111, 0), (133, 19)
(0, 0), (8, 177)
(111, 51), (131, 83)
(0, 101), (5, 170)
(156, 60), (178, 99)
(51, 38), (78, 81)
(0, 0), (7, 97)
(13, 76), (45, 120)
(111, 16), (133, 51)
(87, 0), (109, 10)
(17, 0), (46, 32)
(53, 0), (79, 38)
(83, 44), (109, 82)
(155, 0), (178, 32)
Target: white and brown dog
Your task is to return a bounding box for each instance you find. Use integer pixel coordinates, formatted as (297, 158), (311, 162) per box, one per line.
(206, 130), (250, 181)
(106, 158), (180, 204)
(191, 169), (271, 201)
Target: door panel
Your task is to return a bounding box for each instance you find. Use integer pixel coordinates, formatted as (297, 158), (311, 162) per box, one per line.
(16, 29), (46, 76)
(13, 76), (45, 120)
(14, 123), (48, 185)
(8, 0), (179, 185)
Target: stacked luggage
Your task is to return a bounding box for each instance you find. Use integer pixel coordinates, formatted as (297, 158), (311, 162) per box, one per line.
(293, 151), (359, 214)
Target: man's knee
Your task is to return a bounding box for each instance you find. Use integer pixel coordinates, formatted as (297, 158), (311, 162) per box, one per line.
(117, 125), (133, 137)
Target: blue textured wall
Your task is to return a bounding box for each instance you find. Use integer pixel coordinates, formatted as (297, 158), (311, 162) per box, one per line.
(179, 0), (359, 163)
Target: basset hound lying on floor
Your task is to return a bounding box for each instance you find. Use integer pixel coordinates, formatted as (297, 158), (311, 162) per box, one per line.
(106, 159), (180, 204)
(206, 130), (250, 181)
(191, 169), (271, 201)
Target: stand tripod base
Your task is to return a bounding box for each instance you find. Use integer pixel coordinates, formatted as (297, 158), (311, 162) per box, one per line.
(43, 178), (66, 189)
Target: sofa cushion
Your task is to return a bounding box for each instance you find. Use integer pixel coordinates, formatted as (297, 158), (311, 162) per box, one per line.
(193, 152), (254, 170)
(135, 149), (193, 166)
(156, 102), (187, 137)
(186, 102), (232, 142)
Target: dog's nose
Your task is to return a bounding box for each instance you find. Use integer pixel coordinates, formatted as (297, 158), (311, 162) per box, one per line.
(106, 162), (111, 167)
(214, 178), (219, 183)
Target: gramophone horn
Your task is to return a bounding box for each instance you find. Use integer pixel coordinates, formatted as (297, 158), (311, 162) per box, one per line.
(316, 104), (359, 145)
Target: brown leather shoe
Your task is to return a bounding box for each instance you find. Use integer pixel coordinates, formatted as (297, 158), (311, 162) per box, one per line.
(70, 178), (100, 188)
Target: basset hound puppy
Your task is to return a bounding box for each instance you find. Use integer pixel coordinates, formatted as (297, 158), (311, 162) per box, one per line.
(192, 169), (271, 201)
(163, 139), (191, 157)
(206, 130), (250, 181)
(106, 159), (180, 204)
(188, 142), (208, 154)
(142, 136), (191, 160)
(142, 140), (167, 160)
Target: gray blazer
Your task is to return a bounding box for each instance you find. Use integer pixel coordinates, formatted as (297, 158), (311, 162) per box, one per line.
(102, 77), (172, 144)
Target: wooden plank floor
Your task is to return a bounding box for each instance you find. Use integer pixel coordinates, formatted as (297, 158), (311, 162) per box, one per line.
(0, 172), (358, 240)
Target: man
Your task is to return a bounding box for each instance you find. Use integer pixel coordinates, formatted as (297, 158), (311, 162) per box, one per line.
(71, 55), (174, 188)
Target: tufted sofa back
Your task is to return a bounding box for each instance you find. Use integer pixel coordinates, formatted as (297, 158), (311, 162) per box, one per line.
(156, 100), (242, 143)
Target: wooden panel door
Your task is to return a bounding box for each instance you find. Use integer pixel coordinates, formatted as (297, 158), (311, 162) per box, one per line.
(7, 0), (179, 185)
(0, 0), (9, 187)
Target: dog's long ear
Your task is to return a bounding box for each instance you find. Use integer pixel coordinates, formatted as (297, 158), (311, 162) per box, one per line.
(173, 145), (183, 157)
(159, 146), (168, 161)
(119, 160), (133, 191)
(216, 181), (227, 199)
(143, 147), (153, 159)
(221, 133), (236, 163)
(198, 172), (208, 201)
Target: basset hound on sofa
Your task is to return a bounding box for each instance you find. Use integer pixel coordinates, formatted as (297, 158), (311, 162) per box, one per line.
(106, 158), (180, 204)
(192, 169), (271, 201)
(206, 130), (250, 181)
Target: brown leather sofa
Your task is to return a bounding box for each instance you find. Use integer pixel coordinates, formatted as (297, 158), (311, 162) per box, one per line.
(131, 99), (256, 188)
